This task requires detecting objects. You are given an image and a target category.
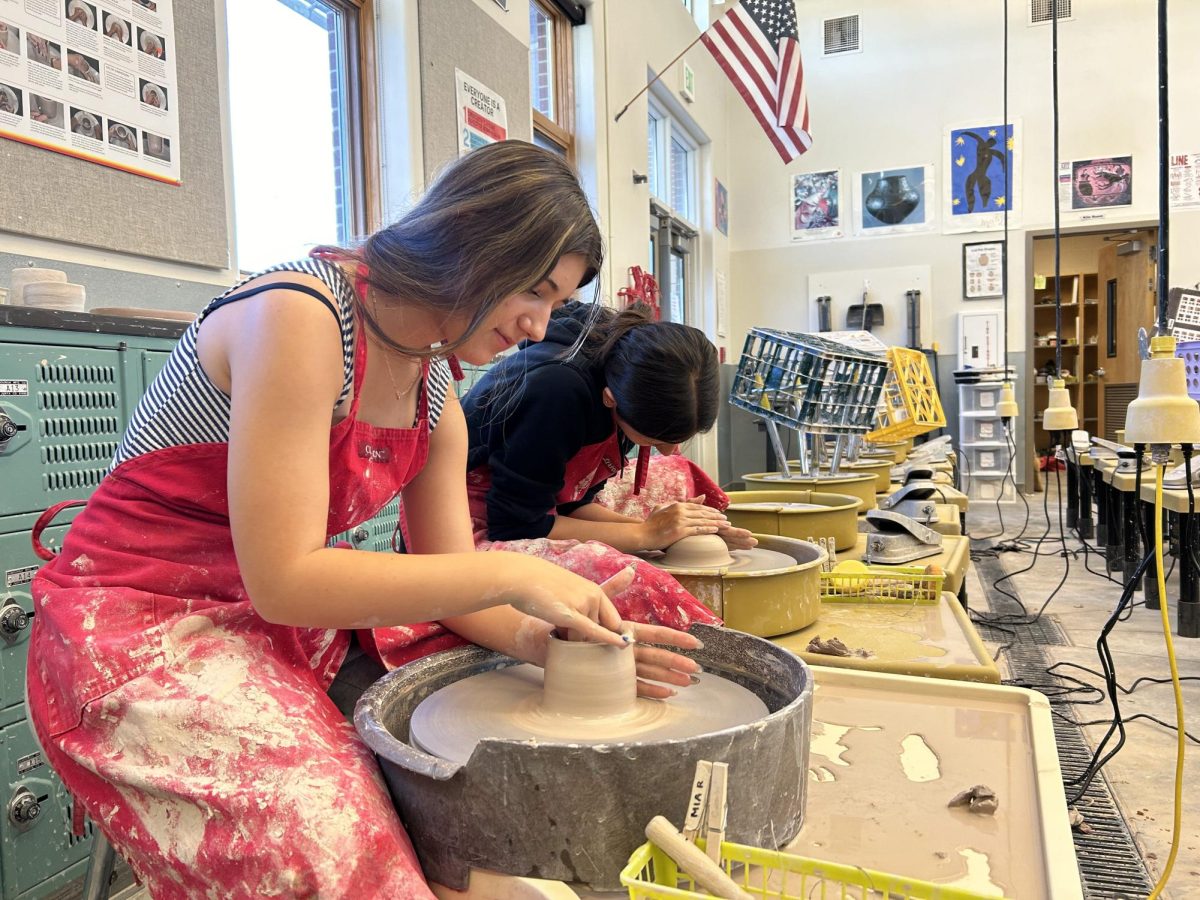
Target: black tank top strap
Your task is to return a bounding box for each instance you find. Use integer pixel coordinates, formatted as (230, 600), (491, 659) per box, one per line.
(204, 282), (340, 325)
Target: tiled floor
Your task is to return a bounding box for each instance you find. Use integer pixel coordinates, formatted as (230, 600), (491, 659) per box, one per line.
(964, 479), (1200, 898)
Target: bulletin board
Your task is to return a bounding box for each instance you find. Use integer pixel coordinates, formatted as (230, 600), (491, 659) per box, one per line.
(417, 0), (531, 181)
(0, 0), (228, 269)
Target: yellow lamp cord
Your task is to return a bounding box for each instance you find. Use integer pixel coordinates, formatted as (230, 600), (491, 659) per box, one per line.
(1147, 465), (1186, 898)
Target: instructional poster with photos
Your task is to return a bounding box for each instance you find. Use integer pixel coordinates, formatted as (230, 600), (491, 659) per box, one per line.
(0, 0), (181, 184)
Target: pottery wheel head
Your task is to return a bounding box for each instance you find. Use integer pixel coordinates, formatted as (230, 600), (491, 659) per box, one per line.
(660, 534), (734, 568)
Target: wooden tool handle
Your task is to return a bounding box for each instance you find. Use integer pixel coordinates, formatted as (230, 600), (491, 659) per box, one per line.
(644, 816), (751, 900)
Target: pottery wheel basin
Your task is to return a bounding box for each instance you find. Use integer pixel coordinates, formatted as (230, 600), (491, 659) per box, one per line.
(354, 624), (813, 892)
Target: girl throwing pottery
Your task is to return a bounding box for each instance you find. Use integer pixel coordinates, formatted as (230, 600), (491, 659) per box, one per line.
(26, 142), (702, 899)
(463, 302), (755, 629)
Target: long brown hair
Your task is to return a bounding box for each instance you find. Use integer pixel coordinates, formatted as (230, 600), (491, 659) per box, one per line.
(322, 141), (603, 357)
(578, 306), (719, 444)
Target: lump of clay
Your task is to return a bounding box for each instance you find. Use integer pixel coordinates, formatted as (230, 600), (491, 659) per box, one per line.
(805, 635), (872, 659)
(948, 784), (999, 816)
(660, 534), (735, 568)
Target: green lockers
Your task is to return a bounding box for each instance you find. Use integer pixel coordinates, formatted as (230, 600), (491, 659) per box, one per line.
(0, 306), (428, 897)
(0, 308), (184, 900)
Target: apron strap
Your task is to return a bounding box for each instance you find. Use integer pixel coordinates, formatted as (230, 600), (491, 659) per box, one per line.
(31, 500), (88, 560)
(633, 445), (651, 496)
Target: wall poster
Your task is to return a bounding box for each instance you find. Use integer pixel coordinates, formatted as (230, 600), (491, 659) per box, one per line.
(455, 68), (506, 157)
(0, 0), (181, 184)
(1168, 151), (1200, 209)
(715, 178), (728, 236)
(943, 121), (1020, 234)
(789, 169), (841, 242)
(1058, 156), (1133, 215)
(963, 240), (1005, 300)
(855, 164), (934, 237)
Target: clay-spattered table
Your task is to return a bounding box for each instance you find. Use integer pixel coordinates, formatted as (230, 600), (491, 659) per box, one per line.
(574, 668), (1081, 900)
(772, 591), (999, 684)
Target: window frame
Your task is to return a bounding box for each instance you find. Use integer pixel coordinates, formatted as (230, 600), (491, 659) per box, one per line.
(647, 97), (699, 232)
(647, 97), (700, 324)
(530, 0), (575, 161)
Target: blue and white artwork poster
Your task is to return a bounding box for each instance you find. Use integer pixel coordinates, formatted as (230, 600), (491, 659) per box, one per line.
(944, 121), (1021, 233)
(855, 164), (934, 237)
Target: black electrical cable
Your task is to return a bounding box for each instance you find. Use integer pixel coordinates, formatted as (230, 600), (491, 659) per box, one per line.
(1063, 546), (1156, 803)
(970, 465), (1072, 627)
(1047, 661), (1200, 697)
(1002, 0), (1011, 372)
(1156, 0), (1170, 331)
(1052, 0), (1063, 380)
(1058, 711), (1200, 746)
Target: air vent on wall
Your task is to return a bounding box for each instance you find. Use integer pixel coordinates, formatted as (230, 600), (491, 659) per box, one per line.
(1104, 383), (1138, 442)
(823, 15), (861, 56)
(1029, 0), (1072, 25)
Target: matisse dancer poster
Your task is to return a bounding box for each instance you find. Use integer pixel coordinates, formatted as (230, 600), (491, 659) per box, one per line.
(944, 121), (1020, 233)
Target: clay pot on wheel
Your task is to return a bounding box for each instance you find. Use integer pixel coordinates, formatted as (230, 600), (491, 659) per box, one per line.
(865, 175), (920, 225)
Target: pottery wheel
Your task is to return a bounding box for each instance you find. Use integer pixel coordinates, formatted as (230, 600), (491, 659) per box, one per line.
(649, 545), (798, 574)
(410, 664), (767, 764)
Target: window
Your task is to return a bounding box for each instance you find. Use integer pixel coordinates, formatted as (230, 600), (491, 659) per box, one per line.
(528, 0), (574, 159)
(647, 101), (699, 323)
(227, 0), (376, 273)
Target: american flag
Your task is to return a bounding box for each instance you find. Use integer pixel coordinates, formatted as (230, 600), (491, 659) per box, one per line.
(702, 0), (811, 163)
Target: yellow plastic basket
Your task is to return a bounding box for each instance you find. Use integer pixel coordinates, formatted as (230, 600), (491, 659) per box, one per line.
(621, 839), (1004, 899)
(867, 348), (946, 443)
(819, 565), (943, 605)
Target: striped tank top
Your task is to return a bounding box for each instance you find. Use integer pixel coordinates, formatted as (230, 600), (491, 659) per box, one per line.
(109, 258), (452, 472)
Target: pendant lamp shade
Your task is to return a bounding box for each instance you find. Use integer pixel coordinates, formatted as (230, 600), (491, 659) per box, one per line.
(1042, 379), (1078, 432)
(997, 383), (1019, 420)
(1125, 336), (1200, 445)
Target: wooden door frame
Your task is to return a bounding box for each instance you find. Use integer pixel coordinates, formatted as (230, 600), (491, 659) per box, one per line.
(1022, 219), (1158, 489)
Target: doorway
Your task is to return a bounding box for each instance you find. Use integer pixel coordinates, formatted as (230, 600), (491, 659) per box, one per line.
(1024, 224), (1158, 488)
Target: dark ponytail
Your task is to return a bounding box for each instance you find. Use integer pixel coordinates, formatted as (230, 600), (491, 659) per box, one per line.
(580, 306), (720, 444)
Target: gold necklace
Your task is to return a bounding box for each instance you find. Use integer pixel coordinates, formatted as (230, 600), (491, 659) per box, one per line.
(368, 287), (423, 400)
(381, 350), (423, 399)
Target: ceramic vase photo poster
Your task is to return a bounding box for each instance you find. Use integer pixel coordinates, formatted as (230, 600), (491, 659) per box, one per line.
(855, 165), (934, 237)
(943, 121), (1020, 233)
(790, 169), (842, 241)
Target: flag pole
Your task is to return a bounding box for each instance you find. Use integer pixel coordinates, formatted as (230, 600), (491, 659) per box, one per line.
(612, 2), (742, 123)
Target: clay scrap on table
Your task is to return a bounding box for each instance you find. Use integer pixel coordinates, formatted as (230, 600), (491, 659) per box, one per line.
(805, 635), (873, 659)
(947, 784), (999, 816)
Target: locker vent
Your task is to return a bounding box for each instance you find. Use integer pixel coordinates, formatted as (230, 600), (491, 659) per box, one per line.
(1030, 0), (1072, 25)
(64, 803), (95, 848)
(366, 500), (404, 553)
(822, 15), (861, 56)
(35, 361), (122, 496)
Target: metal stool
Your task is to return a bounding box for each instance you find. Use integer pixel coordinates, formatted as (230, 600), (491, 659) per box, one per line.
(82, 830), (117, 900)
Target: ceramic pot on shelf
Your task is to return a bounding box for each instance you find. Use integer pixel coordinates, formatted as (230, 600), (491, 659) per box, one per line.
(865, 175), (920, 225)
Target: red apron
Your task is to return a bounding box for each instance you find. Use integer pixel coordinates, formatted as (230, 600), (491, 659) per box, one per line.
(466, 433), (722, 630)
(26, 305), (442, 898)
(594, 453), (730, 519)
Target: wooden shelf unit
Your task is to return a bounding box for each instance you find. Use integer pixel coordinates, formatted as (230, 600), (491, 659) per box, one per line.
(1031, 273), (1104, 449)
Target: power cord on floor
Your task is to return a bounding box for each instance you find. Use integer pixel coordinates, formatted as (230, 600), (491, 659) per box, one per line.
(1060, 547), (1152, 803)
(970, 458), (1073, 628)
(1149, 460), (1188, 898)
